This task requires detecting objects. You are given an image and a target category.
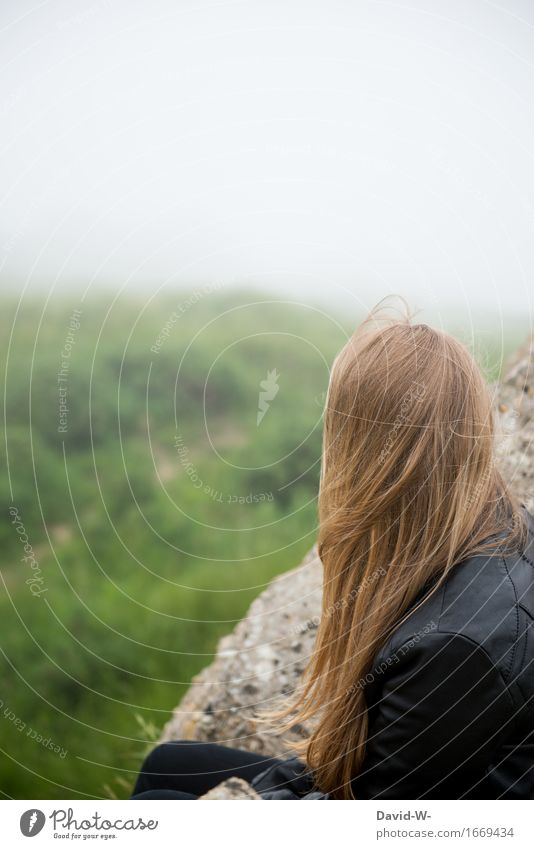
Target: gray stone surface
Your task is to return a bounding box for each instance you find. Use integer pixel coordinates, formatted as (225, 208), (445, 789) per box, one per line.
(494, 340), (534, 511)
(200, 778), (261, 800)
(161, 545), (322, 758)
(161, 339), (534, 798)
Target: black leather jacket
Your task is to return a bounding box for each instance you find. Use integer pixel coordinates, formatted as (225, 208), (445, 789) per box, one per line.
(252, 509), (534, 799)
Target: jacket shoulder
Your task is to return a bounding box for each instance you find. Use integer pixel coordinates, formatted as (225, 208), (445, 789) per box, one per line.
(379, 542), (534, 692)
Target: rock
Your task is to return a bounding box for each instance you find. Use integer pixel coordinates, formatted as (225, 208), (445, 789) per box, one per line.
(494, 340), (534, 512)
(200, 778), (261, 800)
(161, 338), (534, 798)
(161, 546), (322, 758)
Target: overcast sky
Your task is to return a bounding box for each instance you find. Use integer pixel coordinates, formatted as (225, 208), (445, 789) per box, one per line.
(1, 0), (534, 321)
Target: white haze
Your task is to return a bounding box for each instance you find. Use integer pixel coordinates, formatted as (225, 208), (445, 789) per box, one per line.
(1, 0), (534, 322)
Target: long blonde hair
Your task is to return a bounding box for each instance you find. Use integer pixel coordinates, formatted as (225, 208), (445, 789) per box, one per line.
(277, 304), (526, 798)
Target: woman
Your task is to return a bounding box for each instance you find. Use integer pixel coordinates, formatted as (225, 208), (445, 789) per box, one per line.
(132, 306), (534, 799)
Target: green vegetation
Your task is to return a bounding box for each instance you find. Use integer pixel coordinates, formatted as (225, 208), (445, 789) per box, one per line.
(0, 289), (525, 798)
(0, 290), (345, 799)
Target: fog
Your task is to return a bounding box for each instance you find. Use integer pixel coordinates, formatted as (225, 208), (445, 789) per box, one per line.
(1, 0), (534, 319)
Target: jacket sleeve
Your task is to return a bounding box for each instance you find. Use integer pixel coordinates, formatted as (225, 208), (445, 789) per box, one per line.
(355, 631), (515, 799)
(251, 756), (326, 799)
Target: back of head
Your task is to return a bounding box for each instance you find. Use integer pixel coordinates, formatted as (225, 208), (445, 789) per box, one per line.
(320, 304), (520, 576)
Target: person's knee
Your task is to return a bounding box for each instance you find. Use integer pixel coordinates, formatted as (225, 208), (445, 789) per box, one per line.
(141, 740), (200, 774)
(142, 740), (186, 773)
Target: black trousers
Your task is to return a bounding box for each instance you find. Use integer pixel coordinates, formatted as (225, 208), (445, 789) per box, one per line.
(131, 741), (282, 799)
